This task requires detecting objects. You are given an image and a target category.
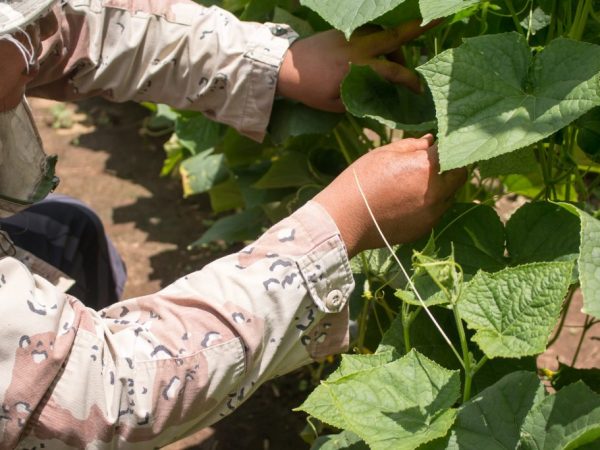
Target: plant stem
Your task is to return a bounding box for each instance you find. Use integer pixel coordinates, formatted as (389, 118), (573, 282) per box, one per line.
(333, 129), (354, 165)
(452, 306), (472, 402)
(547, 286), (576, 347)
(472, 355), (489, 375)
(355, 254), (372, 352)
(526, 1), (534, 42)
(402, 302), (414, 353)
(536, 142), (552, 200)
(569, 0), (593, 41)
(504, 0), (524, 34)
(547, 0), (557, 42)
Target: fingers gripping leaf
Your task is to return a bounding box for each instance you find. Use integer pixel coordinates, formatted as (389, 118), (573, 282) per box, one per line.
(341, 65), (435, 132)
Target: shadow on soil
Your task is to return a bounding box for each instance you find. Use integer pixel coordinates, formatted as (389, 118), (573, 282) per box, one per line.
(74, 98), (222, 286)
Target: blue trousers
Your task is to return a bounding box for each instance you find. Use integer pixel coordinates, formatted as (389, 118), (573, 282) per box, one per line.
(0, 194), (126, 310)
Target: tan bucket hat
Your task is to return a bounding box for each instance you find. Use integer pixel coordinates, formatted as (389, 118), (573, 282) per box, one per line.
(0, 0), (57, 35)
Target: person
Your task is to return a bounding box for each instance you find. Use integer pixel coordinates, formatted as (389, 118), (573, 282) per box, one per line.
(0, 0), (465, 448)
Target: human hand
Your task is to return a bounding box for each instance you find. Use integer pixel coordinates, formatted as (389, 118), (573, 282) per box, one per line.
(276, 20), (430, 113)
(313, 135), (466, 258)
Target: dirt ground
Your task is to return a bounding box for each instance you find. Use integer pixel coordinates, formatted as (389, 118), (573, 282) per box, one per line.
(30, 97), (599, 449)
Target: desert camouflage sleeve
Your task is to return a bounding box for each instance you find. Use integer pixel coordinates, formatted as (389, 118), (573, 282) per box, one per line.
(0, 201), (354, 449)
(28, 0), (298, 141)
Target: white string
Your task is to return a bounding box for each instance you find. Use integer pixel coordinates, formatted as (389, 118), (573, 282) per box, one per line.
(352, 169), (465, 369)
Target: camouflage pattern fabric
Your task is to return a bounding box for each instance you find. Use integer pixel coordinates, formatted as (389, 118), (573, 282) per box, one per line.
(0, 201), (353, 448)
(0, 1), (355, 448)
(28, 0), (298, 141)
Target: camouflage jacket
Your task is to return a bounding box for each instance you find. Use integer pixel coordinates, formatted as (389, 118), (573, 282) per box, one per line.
(0, 1), (354, 448)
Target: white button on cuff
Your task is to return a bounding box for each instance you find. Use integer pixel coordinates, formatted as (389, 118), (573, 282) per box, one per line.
(325, 289), (343, 310)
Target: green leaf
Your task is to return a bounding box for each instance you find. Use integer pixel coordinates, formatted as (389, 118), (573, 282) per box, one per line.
(189, 207), (265, 247)
(253, 151), (317, 189)
(552, 363), (600, 394)
(175, 112), (222, 154)
(299, 0), (409, 38)
(520, 6), (552, 35)
(269, 100), (342, 145)
(378, 309), (462, 370)
(273, 6), (314, 38)
(478, 146), (539, 178)
(458, 261), (573, 358)
(180, 149), (228, 197)
(208, 178), (244, 212)
(576, 107), (600, 163)
(396, 250), (463, 308)
(431, 203), (506, 274)
(417, 33), (600, 171)
(349, 248), (396, 276)
(418, 0), (480, 25)
(374, 0), (422, 27)
(161, 138), (186, 176)
(395, 287), (449, 307)
(311, 431), (368, 450)
(503, 172), (546, 199)
(341, 65), (436, 132)
(145, 103), (178, 129)
(471, 357), (538, 397)
(298, 350), (460, 450)
(506, 202), (581, 265)
(327, 351), (397, 383)
(421, 371), (547, 450)
(219, 128), (266, 168)
(519, 382), (600, 449)
(559, 204), (600, 319)
(239, 0), (275, 21)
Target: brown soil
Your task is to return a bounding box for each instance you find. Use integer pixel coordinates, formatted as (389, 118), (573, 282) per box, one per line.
(30, 97), (600, 450)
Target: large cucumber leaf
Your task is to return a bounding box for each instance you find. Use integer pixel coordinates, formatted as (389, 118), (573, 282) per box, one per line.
(418, 33), (600, 171)
(420, 371), (546, 450)
(430, 203), (506, 274)
(299, 0), (408, 38)
(311, 431), (367, 450)
(559, 204), (600, 319)
(457, 261), (573, 358)
(422, 372), (600, 449)
(551, 363), (600, 394)
(519, 382), (600, 449)
(378, 309), (461, 371)
(418, 0), (481, 25)
(298, 350), (460, 450)
(506, 202), (581, 265)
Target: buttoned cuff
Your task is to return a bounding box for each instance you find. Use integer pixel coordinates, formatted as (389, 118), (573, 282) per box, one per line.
(239, 23), (298, 142)
(292, 201), (355, 314)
